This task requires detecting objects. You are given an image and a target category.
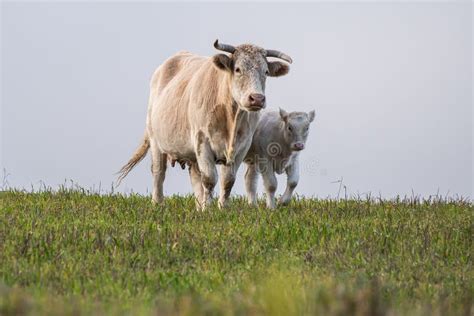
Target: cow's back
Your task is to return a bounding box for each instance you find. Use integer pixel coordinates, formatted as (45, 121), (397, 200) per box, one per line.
(147, 51), (210, 160)
(151, 51), (205, 94)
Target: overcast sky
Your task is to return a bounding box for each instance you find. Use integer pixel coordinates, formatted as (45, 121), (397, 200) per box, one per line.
(1, 2), (472, 199)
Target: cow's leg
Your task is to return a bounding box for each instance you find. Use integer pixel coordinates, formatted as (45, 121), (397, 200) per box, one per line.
(188, 163), (203, 207)
(195, 135), (217, 210)
(261, 166), (277, 209)
(244, 163), (258, 206)
(280, 158), (299, 205)
(150, 141), (167, 204)
(218, 163), (238, 209)
(199, 161), (217, 209)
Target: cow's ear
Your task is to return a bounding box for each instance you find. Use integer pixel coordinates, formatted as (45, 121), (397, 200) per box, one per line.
(279, 108), (289, 123)
(308, 110), (316, 123)
(212, 54), (233, 72)
(268, 61), (290, 77)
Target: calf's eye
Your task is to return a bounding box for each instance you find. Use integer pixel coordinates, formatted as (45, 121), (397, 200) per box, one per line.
(288, 125), (293, 132)
(235, 67), (241, 73)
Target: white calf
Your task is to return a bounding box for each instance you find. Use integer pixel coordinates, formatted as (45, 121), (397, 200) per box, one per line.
(244, 108), (315, 208)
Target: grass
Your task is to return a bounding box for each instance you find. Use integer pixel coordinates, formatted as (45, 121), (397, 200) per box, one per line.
(0, 188), (472, 315)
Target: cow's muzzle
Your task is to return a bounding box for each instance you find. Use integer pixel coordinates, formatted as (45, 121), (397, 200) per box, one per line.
(246, 94), (266, 111)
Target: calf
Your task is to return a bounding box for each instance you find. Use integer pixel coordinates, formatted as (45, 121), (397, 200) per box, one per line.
(244, 108), (315, 208)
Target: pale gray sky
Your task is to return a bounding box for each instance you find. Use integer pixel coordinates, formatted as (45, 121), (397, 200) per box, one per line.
(1, 2), (472, 198)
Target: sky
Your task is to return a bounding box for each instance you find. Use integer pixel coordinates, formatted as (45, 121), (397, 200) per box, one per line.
(1, 2), (472, 199)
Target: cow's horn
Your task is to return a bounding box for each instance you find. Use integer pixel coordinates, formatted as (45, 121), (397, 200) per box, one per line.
(266, 49), (293, 64)
(214, 39), (236, 54)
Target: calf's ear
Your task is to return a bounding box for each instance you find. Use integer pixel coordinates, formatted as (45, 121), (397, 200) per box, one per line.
(268, 61), (290, 77)
(212, 54), (233, 72)
(308, 110), (316, 122)
(279, 108), (289, 123)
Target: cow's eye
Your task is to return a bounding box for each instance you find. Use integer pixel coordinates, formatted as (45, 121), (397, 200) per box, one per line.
(235, 67), (241, 74)
(288, 125), (293, 132)
(265, 70), (269, 75)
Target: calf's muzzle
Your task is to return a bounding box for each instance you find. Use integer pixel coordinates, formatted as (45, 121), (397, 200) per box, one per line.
(293, 143), (305, 151)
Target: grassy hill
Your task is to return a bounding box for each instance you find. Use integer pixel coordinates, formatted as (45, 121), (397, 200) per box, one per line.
(0, 189), (472, 315)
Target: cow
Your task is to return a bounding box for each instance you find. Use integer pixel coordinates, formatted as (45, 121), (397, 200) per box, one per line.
(117, 40), (292, 209)
(244, 108), (315, 208)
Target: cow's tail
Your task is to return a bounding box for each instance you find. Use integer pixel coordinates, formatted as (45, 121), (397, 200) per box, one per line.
(116, 131), (150, 186)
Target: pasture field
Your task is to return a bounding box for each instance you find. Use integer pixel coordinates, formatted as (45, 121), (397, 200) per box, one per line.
(0, 189), (472, 315)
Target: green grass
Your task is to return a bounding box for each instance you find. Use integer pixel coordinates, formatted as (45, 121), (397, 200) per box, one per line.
(0, 189), (472, 315)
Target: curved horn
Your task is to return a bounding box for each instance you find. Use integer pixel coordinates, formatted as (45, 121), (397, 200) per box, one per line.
(266, 49), (293, 64)
(214, 39), (236, 54)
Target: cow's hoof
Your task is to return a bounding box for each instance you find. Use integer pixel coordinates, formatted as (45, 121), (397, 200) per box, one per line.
(247, 200), (257, 207)
(218, 198), (228, 209)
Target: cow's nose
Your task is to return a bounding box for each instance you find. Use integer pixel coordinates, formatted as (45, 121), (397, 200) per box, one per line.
(293, 143), (305, 151)
(249, 94), (266, 107)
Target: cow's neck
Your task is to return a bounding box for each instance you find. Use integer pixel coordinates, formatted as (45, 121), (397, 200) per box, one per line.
(225, 104), (243, 164)
(214, 74), (256, 164)
(224, 101), (260, 164)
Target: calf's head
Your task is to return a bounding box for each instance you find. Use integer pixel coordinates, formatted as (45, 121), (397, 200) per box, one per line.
(212, 40), (292, 112)
(279, 109), (316, 151)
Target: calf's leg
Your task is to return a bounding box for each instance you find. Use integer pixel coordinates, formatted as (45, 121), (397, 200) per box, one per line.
(261, 167), (278, 209)
(280, 158), (299, 205)
(244, 163), (258, 205)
